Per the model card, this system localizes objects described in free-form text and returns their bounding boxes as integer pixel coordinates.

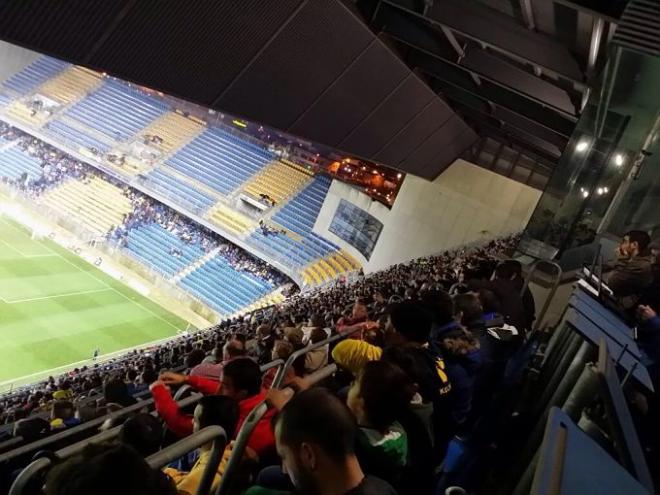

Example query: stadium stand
[61,79,169,142]
[138,111,204,154]
[242,160,313,204]
[0,146,42,182]
[272,174,331,235]
[179,255,275,315]
[205,203,256,236]
[165,127,272,196]
[39,176,133,236]
[142,167,217,213]
[36,66,101,105]
[45,119,112,155]
[0,57,68,96]
[124,222,206,277]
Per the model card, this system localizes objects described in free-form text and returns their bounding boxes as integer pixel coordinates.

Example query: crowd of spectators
[0,121,287,286]
[0,234,529,492]
[0,121,88,196]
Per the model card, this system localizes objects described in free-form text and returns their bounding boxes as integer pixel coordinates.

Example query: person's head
[346,361,414,432]
[274,388,360,494]
[308,313,324,329]
[51,400,75,421]
[620,230,651,257]
[119,413,163,457]
[223,339,246,361]
[211,344,224,362]
[453,293,484,324]
[193,395,239,438]
[45,443,176,495]
[185,348,206,369]
[219,358,262,400]
[272,340,294,361]
[385,300,432,345]
[497,260,523,280]
[309,327,327,345]
[14,417,50,442]
[419,289,454,325]
[477,288,501,314]
[104,377,130,405]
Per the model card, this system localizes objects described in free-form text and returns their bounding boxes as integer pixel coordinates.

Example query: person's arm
[149,381,193,438]
[159,371,221,395]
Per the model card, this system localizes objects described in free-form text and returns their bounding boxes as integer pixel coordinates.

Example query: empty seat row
[165,127,272,195]
[65,80,169,141]
[1,57,68,95]
[139,112,204,154]
[242,161,312,203]
[46,120,112,154]
[179,256,274,314]
[39,177,133,236]
[144,168,216,213]
[124,222,205,277]
[272,175,332,236]
[37,66,101,105]
[0,147,43,181]
[205,203,256,235]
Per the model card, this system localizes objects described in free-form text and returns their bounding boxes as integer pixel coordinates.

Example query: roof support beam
[382,0,586,88]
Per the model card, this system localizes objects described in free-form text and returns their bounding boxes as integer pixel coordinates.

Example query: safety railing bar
[272,327,361,389]
[146,425,227,495]
[56,425,122,458]
[8,457,51,495]
[260,358,284,373]
[0,398,154,463]
[173,384,193,401]
[521,259,563,332]
[216,363,338,495]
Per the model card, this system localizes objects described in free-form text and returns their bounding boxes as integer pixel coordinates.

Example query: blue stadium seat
[64,80,169,141]
[179,256,273,314]
[46,120,111,154]
[124,223,205,277]
[144,168,216,213]
[165,127,272,195]
[2,57,68,95]
[0,147,43,181]
[272,175,331,236]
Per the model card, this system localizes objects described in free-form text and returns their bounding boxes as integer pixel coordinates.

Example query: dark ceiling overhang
[0,0,478,180]
[355,0,624,172]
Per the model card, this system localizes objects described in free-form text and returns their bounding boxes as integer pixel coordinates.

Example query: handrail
[173,384,193,401]
[271,327,361,389]
[146,425,227,495]
[0,398,153,464]
[8,457,51,495]
[216,364,337,495]
[259,359,283,374]
[521,259,563,332]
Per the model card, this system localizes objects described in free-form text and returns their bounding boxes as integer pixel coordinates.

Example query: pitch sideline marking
[2,287,113,304]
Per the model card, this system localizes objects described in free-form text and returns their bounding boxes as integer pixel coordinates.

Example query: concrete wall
[314,159,542,273]
[0,41,41,84]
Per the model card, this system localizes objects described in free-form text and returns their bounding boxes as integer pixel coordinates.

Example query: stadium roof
[354,0,628,170]
[0,0,627,179]
[0,0,477,180]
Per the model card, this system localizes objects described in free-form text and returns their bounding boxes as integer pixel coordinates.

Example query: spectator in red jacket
[150,358,275,457]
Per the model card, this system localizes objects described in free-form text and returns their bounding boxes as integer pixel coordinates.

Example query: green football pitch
[0,216,191,388]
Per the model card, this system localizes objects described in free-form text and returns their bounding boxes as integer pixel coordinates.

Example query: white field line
[1,217,183,333]
[2,287,112,304]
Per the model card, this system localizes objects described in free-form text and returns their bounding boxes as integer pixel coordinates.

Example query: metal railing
[216,363,338,495]
[147,425,227,495]
[521,259,563,332]
[271,327,361,389]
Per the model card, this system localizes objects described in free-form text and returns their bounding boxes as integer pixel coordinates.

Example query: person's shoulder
[353,475,398,494]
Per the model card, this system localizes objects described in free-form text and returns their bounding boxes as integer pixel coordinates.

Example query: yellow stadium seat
[139,112,204,154]
[38,66,101,105]
[206,203,256,236]
[242,161,312,204]
[40,177,133,236]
